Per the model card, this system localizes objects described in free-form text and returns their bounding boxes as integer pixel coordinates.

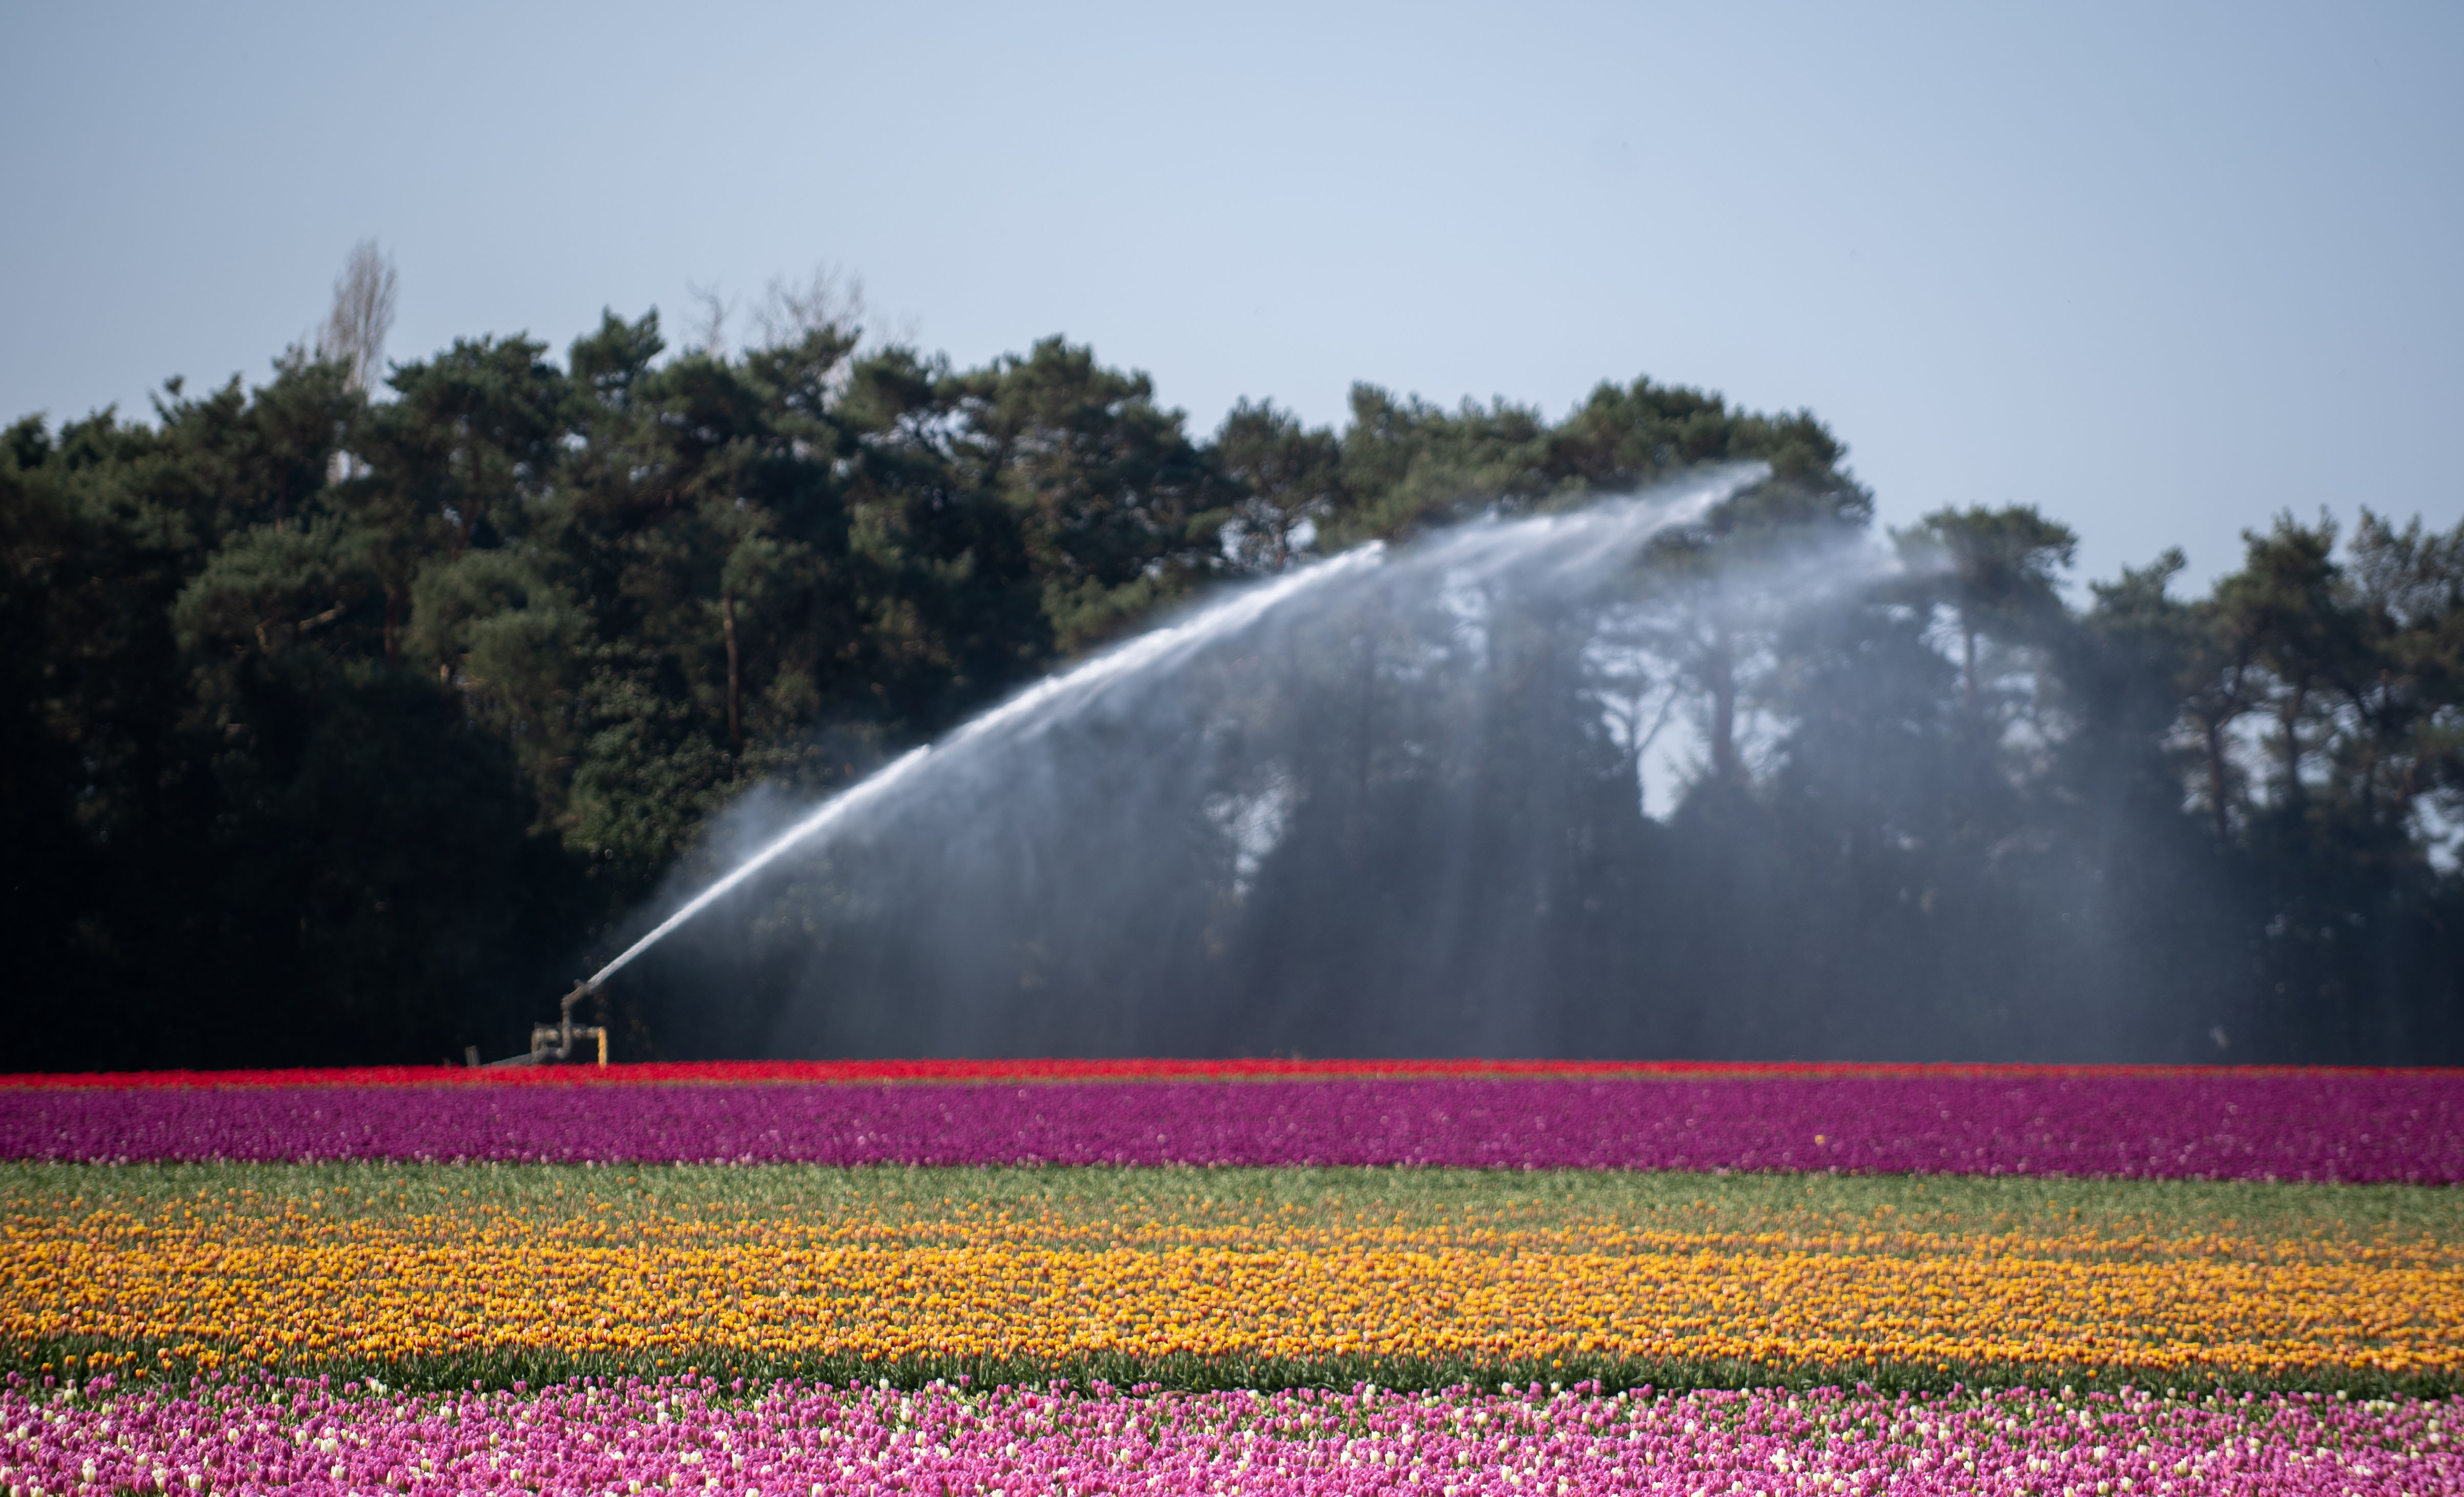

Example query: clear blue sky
[7,1,2458,589]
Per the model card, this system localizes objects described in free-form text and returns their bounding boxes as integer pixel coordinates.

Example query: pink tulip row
[4,1373,2450,1496]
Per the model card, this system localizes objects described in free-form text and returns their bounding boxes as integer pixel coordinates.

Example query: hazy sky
[8,2,2458,589]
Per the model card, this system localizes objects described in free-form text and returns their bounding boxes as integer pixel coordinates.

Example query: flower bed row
[3,1374,2449,1497]
[10,1162,2456,1392]
[7,1071,2460,1180]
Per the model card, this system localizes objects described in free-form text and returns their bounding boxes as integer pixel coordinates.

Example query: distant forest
[6,252,2461,1069]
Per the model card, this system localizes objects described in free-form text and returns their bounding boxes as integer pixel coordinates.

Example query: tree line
[4,258,2459,1067]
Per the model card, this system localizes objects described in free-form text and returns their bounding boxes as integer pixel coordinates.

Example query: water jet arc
[564,463,1771,1017]
[580,542,1393,992]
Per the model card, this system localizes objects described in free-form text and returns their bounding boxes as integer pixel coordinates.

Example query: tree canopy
[5,293,2460,1068]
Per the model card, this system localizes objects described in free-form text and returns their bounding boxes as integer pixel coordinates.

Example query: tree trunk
[1962,620,1980,729]
[2205,719,2233,843]
[1708,626,1740,785]
[722,592,743,755]
[2278,680,2307,807]
[2359,669,2391,820]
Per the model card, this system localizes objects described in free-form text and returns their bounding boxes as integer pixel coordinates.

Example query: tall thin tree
[318,239,399,396]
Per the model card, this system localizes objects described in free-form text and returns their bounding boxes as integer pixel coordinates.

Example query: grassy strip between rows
[7,1337,2457,1402]
[12,1158,2461,1247]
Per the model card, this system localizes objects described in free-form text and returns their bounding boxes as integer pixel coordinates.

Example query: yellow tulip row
[8,1192,2458,1378]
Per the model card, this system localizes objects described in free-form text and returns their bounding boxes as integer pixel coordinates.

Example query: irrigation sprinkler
[483,980,607,1067]
[491,471,1765,1071]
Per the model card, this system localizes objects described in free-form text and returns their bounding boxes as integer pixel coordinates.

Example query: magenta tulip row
[5,1070,2458,1180]
[4,1374,2445,1497]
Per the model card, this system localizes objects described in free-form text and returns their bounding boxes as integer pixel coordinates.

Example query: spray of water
[589,543,1387,985]
[585,464,1770,991]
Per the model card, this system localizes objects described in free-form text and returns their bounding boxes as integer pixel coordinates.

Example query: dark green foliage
[3,307,2462,1068]
[950,337,1224,654]
[18,1338,2452,1401]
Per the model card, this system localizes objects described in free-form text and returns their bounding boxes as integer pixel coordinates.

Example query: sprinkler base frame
[484,982,607,1067]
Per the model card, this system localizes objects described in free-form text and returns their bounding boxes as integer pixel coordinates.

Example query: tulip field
[5,1061,2461,1493]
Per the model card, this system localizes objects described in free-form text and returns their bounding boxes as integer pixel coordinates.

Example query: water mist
[586,465,1779,1056]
